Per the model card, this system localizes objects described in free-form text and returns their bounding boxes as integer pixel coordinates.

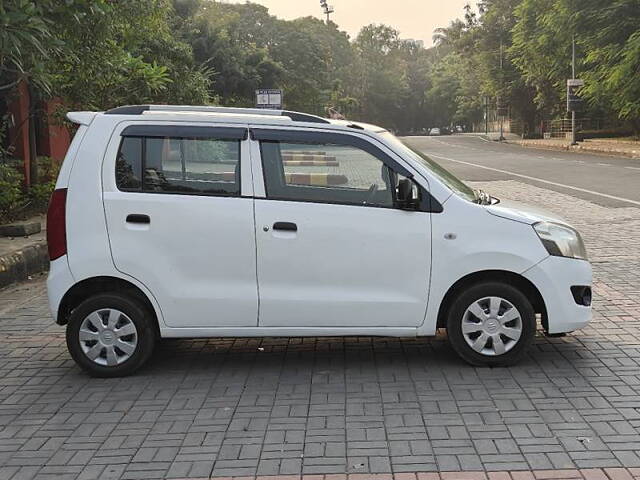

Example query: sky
[221,0,471,46]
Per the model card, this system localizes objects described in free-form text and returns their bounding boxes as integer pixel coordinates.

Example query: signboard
[256,89,283,109]
[567,79,584,112]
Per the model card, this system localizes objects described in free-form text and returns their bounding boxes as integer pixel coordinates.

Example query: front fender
[420,198,549,335]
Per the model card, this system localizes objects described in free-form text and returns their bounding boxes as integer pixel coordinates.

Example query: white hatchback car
[47,105,592,377]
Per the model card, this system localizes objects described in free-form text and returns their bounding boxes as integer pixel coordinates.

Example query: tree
[185,1,283,106]
[426,53,463,127]
[271,16,357,115]
[578,0,640,133]
[511,0,574,117]
[1,0,209,111]
[1,0,69,94]
[46,0,209,109]
[5,0,637,137]
[353,25,408,129]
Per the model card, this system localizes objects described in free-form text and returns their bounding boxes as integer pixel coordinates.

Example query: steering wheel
[364,183,379,205]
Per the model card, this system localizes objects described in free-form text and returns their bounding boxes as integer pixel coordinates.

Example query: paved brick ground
[1,180,640,480]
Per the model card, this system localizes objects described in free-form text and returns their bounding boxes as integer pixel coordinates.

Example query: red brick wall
[39,98,70,162]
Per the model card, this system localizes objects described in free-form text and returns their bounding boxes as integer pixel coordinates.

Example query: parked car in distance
[47,105,592,376]
[429,127,441,136]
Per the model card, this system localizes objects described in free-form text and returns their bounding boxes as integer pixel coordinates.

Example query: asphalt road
[403,135,640,207]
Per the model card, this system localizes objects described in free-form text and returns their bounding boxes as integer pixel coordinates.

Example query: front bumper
[523,255,592,334]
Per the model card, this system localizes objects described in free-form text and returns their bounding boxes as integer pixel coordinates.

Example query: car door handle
[273,222,297,232]
[126,214,150,224]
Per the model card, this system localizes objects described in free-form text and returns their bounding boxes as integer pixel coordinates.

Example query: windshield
[380,132,477,202]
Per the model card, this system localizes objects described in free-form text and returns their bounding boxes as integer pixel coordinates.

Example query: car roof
[67,105,387,134]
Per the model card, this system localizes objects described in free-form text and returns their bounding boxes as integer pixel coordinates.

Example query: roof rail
[281,111,330,124]
[104,105,331,123]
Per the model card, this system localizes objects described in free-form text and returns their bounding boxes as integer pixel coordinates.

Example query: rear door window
[116,125,245,196]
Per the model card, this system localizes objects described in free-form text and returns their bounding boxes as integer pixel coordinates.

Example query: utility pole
[498,39,505,141]
[570,34,577,146]
[567,0,582,146]
[320,0,334,23]
[485,96,489,136]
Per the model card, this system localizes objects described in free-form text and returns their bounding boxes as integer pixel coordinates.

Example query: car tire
[446,282,536,366]
[66,293,156,377]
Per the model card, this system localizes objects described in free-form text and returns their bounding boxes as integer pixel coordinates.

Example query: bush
[29,156,61,209]
[0,163,26,223]
[579,128,634,140]
[0,158,62,223]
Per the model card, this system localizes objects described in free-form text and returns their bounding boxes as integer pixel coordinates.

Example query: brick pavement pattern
[0,180,640,480]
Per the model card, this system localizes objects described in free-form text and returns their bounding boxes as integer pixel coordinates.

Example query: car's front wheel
[66,293,156,377]
[446,282,536,366]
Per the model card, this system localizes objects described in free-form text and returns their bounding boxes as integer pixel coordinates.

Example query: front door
[103,123,258,328]
[252,128,432,328]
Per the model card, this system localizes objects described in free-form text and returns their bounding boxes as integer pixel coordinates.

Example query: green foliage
[185,1,282,106]
[44,0,210,109]
[430,0,640,133]
[0,0,60,93]
[1,0,209,111]
[29,157,61,210]
[2,0,639,139]
[0,116,13,162]
[510,0,572,116]
[352,25,406,127]
[0,164,25,223]
[578,1,640,130]
[607,31,640,123]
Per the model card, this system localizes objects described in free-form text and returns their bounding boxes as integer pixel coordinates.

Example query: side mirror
[397,178,418,210]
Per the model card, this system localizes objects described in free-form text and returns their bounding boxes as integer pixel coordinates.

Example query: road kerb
[0,241,49,289]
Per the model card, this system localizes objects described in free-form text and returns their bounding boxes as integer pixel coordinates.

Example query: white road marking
[423,152,640,207]
[625,166,640,171]
[597,163,612,167]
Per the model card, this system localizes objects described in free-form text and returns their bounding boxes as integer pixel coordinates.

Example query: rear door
[251,128,432,328]
[102,123,258,328]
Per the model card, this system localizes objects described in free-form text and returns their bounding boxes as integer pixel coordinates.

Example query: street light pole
[320,0,334,23]
[485,96,489,136]
[499,39,505,141]
[571,34,578,146]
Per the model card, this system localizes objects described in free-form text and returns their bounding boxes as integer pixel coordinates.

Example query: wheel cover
[461,296,523,357]
[78,309,138,366]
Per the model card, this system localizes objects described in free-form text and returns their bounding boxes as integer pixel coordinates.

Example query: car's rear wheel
[66,293,156,377]
[446,282,536,366]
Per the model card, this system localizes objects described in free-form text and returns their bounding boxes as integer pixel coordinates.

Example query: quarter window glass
[116,135,240,196]
[116,137,142,191]
[261,141,396,207]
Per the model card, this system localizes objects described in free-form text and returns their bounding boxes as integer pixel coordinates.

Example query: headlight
[533,222,588,260]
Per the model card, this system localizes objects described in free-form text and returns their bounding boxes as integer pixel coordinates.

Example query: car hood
[486,199,572,226]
